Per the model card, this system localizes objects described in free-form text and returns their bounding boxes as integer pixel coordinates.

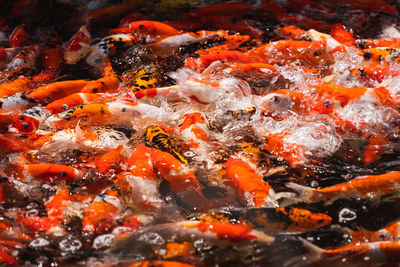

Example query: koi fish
[128,261,196,267]
[129,20,181,42]
[122,68,159,92]
[3,45,39,77]
[287,238,400,266]
[145,125,188,165]
[41,35,64,72]
[82,187,123,233]
[150,148,209,210]
[9,26,29,48]
[25,163,81,182]
[33,126,129,153]
[28,79,89,104]
[201,206,332,234]
[9,106,48,135]
[86,34,137,69]
[283,170,400,205]
[64,25,91,65]
[45,92,117,114]
[180,112,210,163]
[80,75,120,94]
[113,221,275,255]
[224,142,278,208]
[255,118,342,167]
[95,145,126,174]
[44,101,163,129]
[0,95,36,113]
[116,144,163,211]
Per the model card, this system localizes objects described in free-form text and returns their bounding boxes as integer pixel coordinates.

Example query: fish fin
[283,238,324,267]
[280,182,318,206]
[75,120,84,143]
[381,191,400,203]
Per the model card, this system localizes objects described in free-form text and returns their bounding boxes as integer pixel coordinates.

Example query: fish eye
[270,95,279,102]
[323,100,331,108]
[139,24,144,30]
[21,123,29,129]
[59,171,67,177]
[62,104,69,110]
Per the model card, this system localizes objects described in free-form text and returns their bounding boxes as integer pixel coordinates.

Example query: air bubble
[92,234,115,250]
[338,208,357,223]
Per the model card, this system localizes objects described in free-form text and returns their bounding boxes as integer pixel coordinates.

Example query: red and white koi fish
[180,112,211,163]
[170,69,252,104]
[115,144,163,212]
[64,25,91,65]
[255,118,342,167]
[9,106,49,135]
[9,26,29,48]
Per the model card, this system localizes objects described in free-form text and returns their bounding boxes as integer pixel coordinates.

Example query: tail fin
[283,238,324,267]
[381,191,400,203]
[280,182,318,206]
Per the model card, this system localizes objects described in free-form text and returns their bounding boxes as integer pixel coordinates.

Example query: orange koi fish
[41,36,64,72]
[151,149,209,210]
[128,261,195,267]
[248,40,332,67]
[95,145,126,174]
[289,239,400,266]
[129,20,181,42]
[25,163,81,182]
[45,93,117,114]
[203,206,331,234]
[224,142,279,208]
[80,75,120,94]
[82,187,123,233]
[28,79,89,104]
[284,171,400,205]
